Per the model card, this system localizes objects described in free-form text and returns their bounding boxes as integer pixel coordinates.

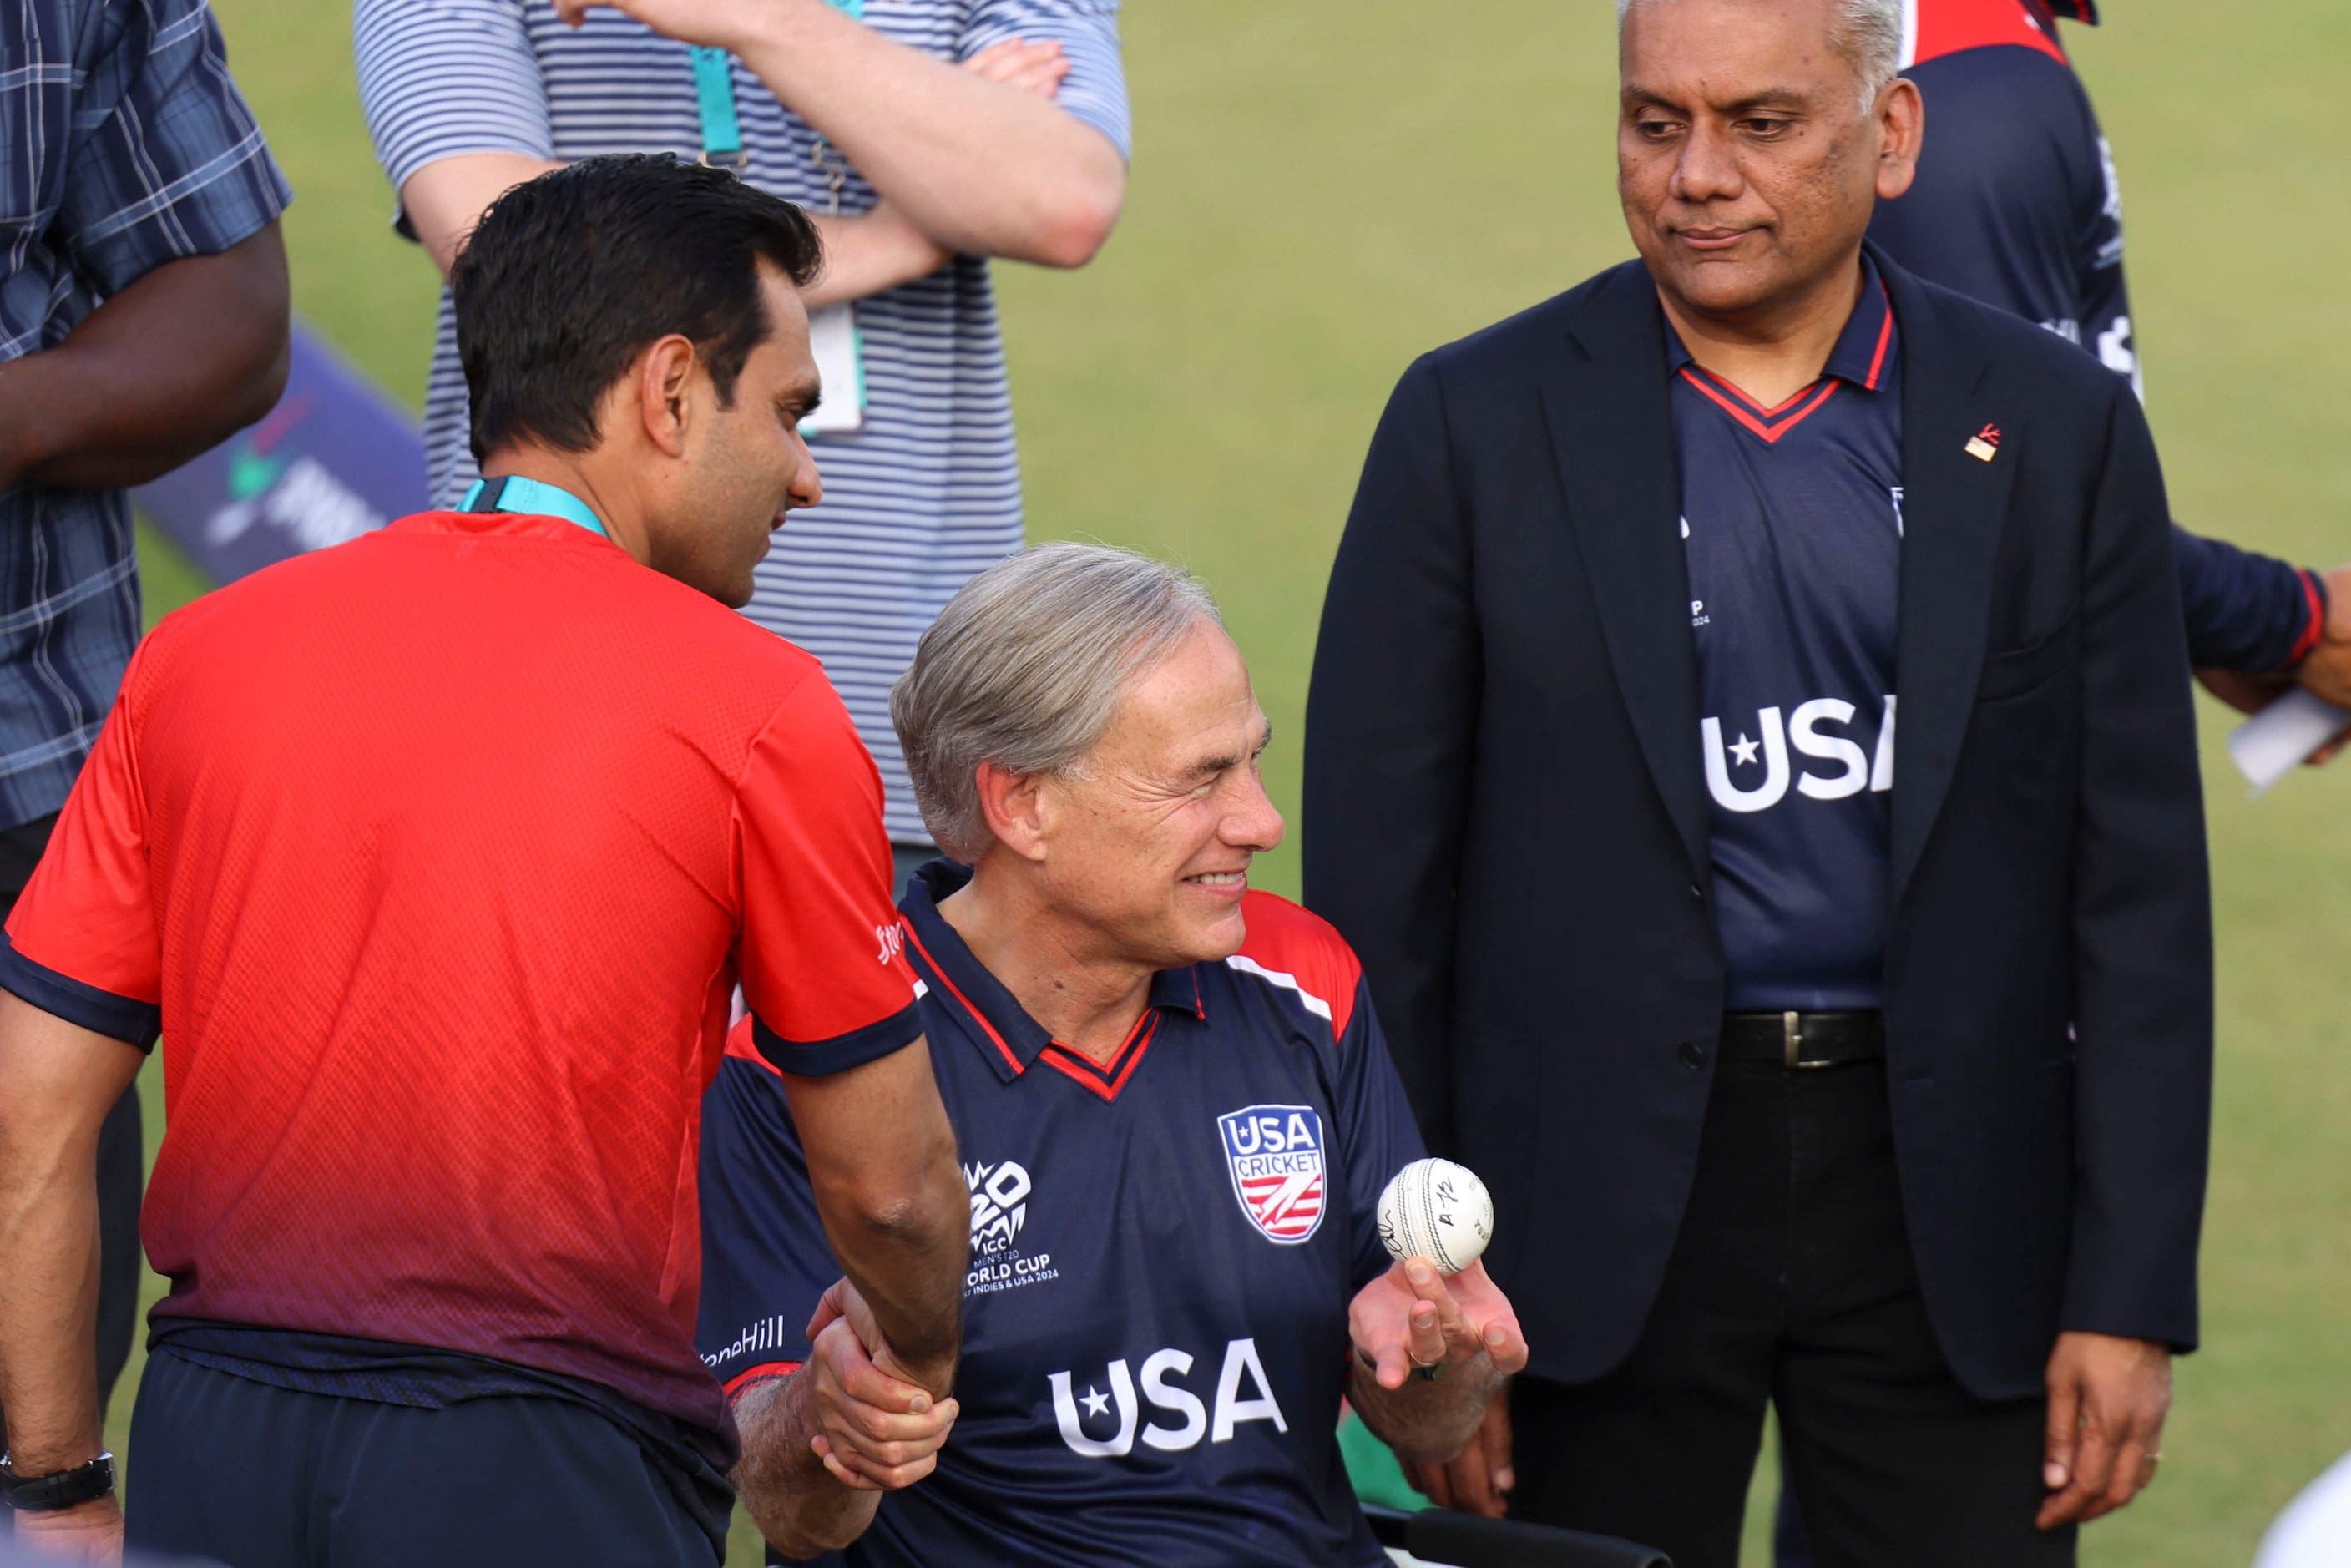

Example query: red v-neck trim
[1680,367,1842,445]
[1671,271,1893,444]
[1039,1010,1161,1103]
[1686,366,1821,418]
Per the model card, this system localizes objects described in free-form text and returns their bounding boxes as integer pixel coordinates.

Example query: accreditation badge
[801,303,867,437]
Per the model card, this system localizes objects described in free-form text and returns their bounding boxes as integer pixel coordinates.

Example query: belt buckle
[1782,1009,1830,1070]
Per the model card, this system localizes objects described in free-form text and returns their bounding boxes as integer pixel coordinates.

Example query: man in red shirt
[0,154,967,1566]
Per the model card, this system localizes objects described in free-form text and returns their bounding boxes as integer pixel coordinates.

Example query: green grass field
[104,1,2351,1562]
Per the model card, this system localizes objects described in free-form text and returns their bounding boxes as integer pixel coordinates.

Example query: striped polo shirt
[355,0,1131,842]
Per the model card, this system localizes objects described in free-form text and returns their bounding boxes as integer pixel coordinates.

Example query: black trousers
[1504,1048,2075,1568]
[126,1353,723,1566]
[0,812,142,1409]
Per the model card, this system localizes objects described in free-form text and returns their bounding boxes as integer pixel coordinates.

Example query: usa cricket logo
[1216,1105,1327,1245]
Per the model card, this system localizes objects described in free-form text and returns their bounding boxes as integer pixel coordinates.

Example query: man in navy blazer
[1302,0,2210,1563]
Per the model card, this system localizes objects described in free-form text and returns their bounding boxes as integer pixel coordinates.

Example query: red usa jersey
[0,508,919,1437]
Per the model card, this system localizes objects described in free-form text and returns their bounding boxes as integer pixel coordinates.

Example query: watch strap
[1,1452,116,1511]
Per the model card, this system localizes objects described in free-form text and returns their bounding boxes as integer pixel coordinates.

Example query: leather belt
[1721,1010,1884,1070]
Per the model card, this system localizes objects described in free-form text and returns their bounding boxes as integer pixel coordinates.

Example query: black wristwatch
[0,1452,116,1511]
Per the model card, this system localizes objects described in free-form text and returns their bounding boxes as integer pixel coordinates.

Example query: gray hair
[892,543,1224,862]
[1617,0,1904,115]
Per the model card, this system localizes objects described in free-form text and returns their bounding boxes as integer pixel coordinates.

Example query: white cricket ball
[1377,1157,1494,1275]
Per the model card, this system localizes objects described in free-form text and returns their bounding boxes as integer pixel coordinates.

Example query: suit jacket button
[1689,883,1705,901]
[1679,1039,1707,1070]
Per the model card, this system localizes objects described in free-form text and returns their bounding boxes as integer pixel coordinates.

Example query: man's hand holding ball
[1350,1254,1525,1391]
[1347,1159,1528,1471]
[1344,1166,1523,1504]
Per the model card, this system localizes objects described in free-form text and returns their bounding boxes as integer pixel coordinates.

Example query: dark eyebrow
[1720,88,1811,113]
[1622,83,1811,114]
[1176,719,1275,786]
[1180,750,1245,785]
[779,375,822,423]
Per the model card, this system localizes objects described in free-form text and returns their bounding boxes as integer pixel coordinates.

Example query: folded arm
[0,225,290,493]
[553,0,1124,269]
[397,30,1096,309]
[400,150,953,312]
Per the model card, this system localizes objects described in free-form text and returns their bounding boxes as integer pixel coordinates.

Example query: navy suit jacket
[1302,249,2212,1399]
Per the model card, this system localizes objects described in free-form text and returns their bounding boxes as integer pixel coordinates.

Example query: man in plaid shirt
[0,0,290,1505]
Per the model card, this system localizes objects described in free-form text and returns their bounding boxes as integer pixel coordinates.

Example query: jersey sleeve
[354,0,555,230]
[1333,976,1428,1292]
[2172,527,2328,674]
[735,675,922,1076]
[962,0,1130,160]
[695,1024,843,1399]
[1231,892,1424,1290]
[0,670,163,1048]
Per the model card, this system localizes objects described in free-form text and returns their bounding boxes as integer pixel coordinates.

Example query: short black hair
[451,154,824,461]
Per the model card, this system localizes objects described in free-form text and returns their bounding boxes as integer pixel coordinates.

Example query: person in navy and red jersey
[1873,0,2351,720]
[0,155,970,1567]
[695,543,1531,1566]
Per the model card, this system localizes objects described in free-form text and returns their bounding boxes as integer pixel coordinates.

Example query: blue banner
[132,321,427,584]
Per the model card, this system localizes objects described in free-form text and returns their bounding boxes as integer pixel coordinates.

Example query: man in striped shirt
[356,0,1130,867]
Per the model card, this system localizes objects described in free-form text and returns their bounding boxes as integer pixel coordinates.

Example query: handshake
[790,1277,962,1494]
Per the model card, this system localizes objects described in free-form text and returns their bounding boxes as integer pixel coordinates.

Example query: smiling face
[1617,0,1919,326]
[1028,620,1284,971]
[644,261,824,607]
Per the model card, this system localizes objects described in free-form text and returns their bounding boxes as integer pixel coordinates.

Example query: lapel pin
[1965,423,2002,463]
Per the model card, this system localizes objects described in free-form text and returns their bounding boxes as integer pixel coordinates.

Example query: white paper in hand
[2227,689,2351,797]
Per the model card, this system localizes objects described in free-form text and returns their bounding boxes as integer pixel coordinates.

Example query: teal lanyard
[691,0,863,173]
[690,47,748,169]
[460,475,608,539]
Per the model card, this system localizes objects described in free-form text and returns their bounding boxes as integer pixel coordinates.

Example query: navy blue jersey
[1676,260,1903,1012]
[697,864,1425,1568]
[1872,3,2328,671]
[1873,36,2133,383]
